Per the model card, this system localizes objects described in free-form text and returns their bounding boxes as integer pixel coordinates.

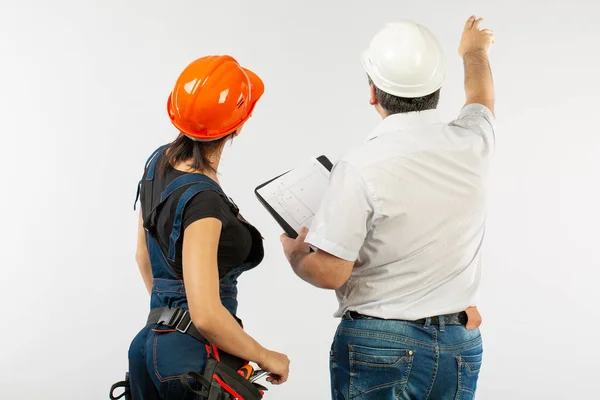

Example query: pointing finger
[473,18,484,30]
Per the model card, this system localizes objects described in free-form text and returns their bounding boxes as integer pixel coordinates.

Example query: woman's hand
[257,349,290,385]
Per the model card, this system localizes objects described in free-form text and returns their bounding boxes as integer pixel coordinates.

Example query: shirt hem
[305,232,358,262]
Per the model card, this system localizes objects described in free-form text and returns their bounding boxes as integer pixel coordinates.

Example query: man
[281,16,495,399]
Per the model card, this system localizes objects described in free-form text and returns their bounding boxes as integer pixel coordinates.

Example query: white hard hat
[362,21,446,98]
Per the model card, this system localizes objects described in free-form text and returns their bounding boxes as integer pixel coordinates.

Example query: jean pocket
[456,353,482,399]
[348,345,415,400]
[152,330,207,382]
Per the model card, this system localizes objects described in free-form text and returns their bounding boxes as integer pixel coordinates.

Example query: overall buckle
[175,310,193,334]
[157,307,189,331]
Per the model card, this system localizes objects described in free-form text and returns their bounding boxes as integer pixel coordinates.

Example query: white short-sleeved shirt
[305,104,496,320]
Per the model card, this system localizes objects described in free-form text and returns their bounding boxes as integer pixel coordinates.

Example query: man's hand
[459,16,495,58]
[280,227,311,266]
[465,306,483,330]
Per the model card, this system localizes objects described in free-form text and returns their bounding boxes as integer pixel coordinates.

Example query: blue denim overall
[128,146,263,400]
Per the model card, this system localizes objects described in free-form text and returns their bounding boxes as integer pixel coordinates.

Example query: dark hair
[158,133,233,176]
[368,76,440,114]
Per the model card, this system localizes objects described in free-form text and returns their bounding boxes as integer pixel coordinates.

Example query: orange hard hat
[167,55,264,141]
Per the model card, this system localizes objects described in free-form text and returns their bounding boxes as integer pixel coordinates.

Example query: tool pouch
[180,346,265,400]
[109,373,132,400]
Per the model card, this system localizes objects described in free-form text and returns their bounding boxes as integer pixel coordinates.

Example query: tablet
[255,156,333,239]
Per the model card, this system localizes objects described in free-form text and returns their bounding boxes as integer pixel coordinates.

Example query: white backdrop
[1,0,598,399]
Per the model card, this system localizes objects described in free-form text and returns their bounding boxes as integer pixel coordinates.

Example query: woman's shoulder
[188,189,228,206]
[182,189,236,229]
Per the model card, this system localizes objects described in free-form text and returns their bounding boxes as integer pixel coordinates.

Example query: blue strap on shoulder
[134,144,169,210]
[146,144,169,181]
[161,174,222,202]
[168,182,221,261]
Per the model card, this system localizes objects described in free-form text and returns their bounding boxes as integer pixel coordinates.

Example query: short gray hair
[368,76,441,114]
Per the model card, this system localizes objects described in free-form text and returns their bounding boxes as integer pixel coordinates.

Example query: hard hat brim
[243,67,265,105]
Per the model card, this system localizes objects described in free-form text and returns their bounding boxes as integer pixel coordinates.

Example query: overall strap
[145,173,227,231]
[167,182,224,261]
[146,144,169,181]
[161,174,222,203]
[134,144,169,211]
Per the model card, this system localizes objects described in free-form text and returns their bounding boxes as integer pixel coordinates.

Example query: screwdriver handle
[238,364,254,380]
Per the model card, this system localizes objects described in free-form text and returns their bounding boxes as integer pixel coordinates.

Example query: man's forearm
[463,50,495,113]
[289,250,353,290]
[281,228,355,290]
[290,251,337,289]
[289,251,323,287]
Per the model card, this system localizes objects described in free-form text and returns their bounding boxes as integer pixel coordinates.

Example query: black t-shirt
[140,154,258,278]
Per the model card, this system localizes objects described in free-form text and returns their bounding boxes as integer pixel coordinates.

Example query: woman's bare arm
[183,218,267,361]
[182,218,289,383]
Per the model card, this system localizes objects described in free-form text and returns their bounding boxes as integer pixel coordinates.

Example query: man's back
[280,16,496,399]
[330,105,494,320]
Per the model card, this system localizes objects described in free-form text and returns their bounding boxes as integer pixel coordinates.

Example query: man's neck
[380,108,438,119]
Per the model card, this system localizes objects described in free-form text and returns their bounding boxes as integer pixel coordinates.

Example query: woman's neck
[173,154,221,183]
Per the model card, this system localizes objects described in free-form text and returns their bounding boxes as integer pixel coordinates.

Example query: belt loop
[344,311,354,322]
[439,315,446,332]
[424,317,431,330]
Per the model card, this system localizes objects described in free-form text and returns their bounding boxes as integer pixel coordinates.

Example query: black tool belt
[181,355,266,400]
[344,310,468,325]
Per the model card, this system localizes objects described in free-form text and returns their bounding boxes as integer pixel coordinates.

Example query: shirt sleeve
[305,160,374,262]
[182,190,231,231]
[450,103,497,152]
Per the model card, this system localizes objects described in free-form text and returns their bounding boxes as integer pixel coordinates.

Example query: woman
[128,55,290,399]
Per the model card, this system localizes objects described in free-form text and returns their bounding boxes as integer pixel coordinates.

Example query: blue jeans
[128,325,208,400]
[330,315,483,400]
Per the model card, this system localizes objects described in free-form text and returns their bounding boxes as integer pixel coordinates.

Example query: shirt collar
[367,110,443,141]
